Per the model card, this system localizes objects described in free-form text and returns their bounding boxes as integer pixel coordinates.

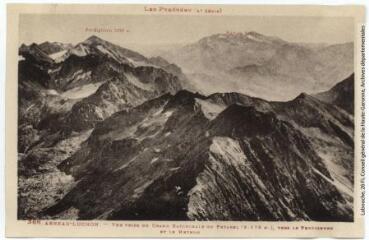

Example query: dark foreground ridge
[50,81,354,221]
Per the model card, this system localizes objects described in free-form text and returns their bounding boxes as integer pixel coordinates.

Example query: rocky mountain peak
[84,35,107,45]
[19,43,54,64]
[294,92,311,100]
[289,92,324,107]
[331,73,354,92]
[148,56,171,66]
[211,104,278,137]
[38,41,73,55]
[246,31,262,37]
[315,73,354,114]
[164,90,205,109]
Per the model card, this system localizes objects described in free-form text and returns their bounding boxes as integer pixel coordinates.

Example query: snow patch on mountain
[135,110,173,141]
[312,167,352,198]
[48,66,62,74]
[127,58,156,67]
[209,137,246,165]
[44,89,59,96]
[150,157,159,164]
[61,82,104,99]
[65,70,92,85]
[70,44,90,56]
[49,50,68,62]
[246,34,264,42]
[115,156,139,172]
[96,45,120,62]
[195,98,226,120]
[187,137,249,220]
[125,73,154,91]
[132,180,154,199]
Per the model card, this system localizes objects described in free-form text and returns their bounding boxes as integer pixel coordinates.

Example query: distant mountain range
[17,34,354,222]
[163,31,353,101]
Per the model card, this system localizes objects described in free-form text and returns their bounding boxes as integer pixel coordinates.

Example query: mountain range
[163,31,353,101]
[17,34,354,221]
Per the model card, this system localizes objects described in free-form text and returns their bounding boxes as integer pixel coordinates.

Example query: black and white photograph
[17,13,355,223]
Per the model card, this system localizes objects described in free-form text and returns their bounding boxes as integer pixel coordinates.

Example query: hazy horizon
[19,14,354,54]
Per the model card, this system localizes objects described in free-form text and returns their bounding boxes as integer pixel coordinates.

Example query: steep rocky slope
[17,36,186,218]
[45,76,354,221]
[38,41,73,55]
[18,35,184,140]
[315,74,354,114]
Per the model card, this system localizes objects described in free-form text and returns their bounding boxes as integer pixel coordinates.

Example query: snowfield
[49,50,68,62]
[61,82,103,99]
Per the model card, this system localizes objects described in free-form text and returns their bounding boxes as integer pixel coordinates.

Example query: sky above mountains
[19,14,354,51]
